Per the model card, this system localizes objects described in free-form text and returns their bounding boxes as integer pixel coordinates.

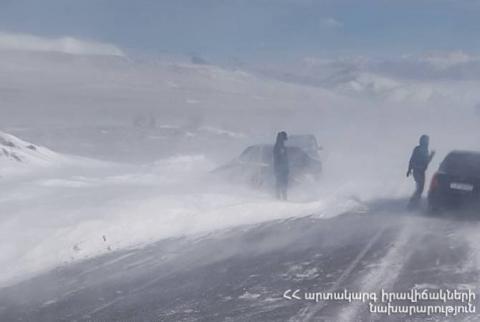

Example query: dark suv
[428,151,480,211]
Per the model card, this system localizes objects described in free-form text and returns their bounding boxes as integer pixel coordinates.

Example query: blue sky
[0,0,479,61]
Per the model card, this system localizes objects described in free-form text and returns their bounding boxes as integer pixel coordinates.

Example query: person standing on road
[273,131,289,200]
[407,134,435,208]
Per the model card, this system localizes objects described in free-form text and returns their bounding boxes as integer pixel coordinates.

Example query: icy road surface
[1,199,479,322]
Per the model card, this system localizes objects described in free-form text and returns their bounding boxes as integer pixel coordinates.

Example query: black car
[428,151,480,211]
[213,143,322,188]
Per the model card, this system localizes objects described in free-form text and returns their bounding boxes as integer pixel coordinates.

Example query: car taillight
[430,173,440,191]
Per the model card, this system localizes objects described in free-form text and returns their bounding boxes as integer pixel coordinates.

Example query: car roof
[288,134,316,139]
[242,144,303,151]
[445,150,480,158]
[440,150,480,176]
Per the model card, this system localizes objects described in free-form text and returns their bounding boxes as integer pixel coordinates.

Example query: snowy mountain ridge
[0,131,60,166]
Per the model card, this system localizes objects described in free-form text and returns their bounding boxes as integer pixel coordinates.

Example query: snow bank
[0,131,66,177]
[0,152,363,287]
[0,131,59,164]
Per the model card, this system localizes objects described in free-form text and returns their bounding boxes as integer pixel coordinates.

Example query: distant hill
[0,131,60,166]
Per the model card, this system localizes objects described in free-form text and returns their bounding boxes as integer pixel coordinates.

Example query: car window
[262,146,273,163]
[287,136,316,151]
[239,146,269,163]
[440,153,480,177]
[239,146,259,162]
[288,147,309,167]
[238,147,252,161]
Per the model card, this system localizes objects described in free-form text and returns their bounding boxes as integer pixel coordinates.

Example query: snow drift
[0,131,59,165]
[0,131,68,178]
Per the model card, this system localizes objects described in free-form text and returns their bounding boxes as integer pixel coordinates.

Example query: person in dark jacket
[407,135,435,208]
[273,131,289,200]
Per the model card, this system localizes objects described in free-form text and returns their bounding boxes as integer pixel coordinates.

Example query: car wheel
[427,200,443,216]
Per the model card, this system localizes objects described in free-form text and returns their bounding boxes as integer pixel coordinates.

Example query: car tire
[427,197,445,216]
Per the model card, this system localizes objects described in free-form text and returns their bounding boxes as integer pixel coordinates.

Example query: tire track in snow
[291,227,387,322]
[334,218,418,322]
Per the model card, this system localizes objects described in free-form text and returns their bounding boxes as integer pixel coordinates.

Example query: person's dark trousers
[275,174,288,200]
[410,170,426,206]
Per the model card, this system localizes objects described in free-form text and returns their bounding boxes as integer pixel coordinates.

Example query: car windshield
[288,147,309,167]
[440,152,480,177]
[238,145,310,165]
[239,146,262,162]
[239,146,272,164]
[286,135,318,151]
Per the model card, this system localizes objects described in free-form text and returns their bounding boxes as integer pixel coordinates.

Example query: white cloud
[321,17,343,28]
[0,31,124,56]
[418,50,477,70]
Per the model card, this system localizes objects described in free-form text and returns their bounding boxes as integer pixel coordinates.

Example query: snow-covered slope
[255,54,480,105]
[0,131,76,178]
[0,131,59,165]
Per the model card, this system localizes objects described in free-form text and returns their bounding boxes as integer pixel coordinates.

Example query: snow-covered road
[1,198,480,321]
